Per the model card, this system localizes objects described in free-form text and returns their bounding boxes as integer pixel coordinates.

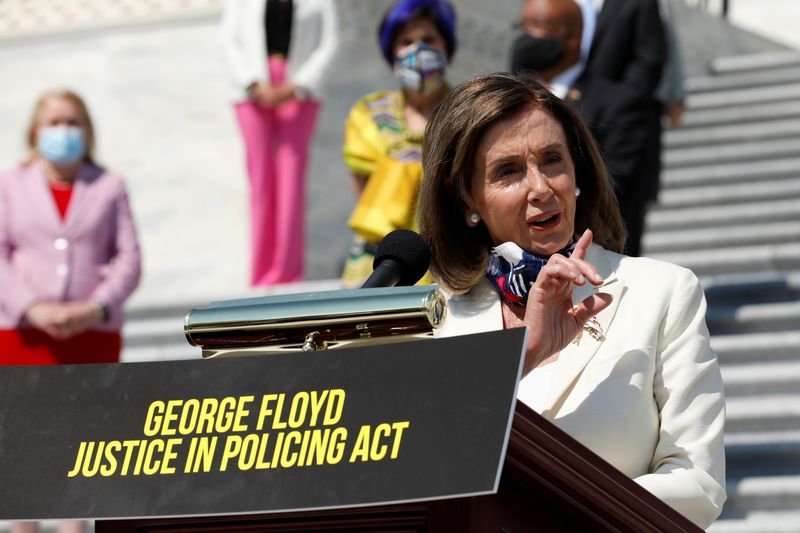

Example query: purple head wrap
[378,0,457,64]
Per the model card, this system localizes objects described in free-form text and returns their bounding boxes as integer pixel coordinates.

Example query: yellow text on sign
[349,422,409,462]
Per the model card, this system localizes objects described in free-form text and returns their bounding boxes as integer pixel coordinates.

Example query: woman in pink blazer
[0,89,141,368]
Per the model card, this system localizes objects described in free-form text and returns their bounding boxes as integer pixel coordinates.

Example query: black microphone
[361,229,431,289]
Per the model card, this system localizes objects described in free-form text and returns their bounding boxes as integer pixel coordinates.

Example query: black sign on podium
[0,329,526,521]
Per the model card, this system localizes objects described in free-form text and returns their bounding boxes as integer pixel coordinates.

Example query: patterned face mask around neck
[393,41,447,94]
[485,240,576,306]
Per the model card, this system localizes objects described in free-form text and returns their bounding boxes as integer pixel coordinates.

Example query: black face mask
[509,33,565,74]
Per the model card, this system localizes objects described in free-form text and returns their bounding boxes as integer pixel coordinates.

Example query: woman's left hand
[59,301,105,338]
[522,229,612,372]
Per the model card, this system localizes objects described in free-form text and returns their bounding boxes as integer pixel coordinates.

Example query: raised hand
[522,229,613,372]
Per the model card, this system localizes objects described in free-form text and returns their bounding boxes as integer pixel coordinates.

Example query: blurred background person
[221,0,338,287]
[510,0,666,257]
[509,0,585,95]
[657,0,686,129]
[340,0,456,288]
[0,89,141,366]
[0,88,142,531]
[418,73,725,528]
[634,0,687,245]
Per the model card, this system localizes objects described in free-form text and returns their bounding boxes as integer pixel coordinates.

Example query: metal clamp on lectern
[184,285,447,359]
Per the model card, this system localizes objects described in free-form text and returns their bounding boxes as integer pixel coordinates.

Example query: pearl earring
[575,187,581,197]
[469,211,480,224]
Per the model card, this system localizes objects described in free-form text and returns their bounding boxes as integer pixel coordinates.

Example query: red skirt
[0,329,121,365]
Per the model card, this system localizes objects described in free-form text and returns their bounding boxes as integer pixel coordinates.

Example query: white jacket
[435,243,726,528]
[220,0,339,102]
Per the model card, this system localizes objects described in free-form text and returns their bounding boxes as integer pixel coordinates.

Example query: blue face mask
[37,126,86,165]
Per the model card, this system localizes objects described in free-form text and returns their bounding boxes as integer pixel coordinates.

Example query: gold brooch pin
[572,316,605,344]
[583,316,604,341]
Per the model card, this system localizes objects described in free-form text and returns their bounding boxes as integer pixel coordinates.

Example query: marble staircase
[643,50,800,533]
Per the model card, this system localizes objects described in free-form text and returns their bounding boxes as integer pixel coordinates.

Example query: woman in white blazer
[221,0,338,286]
[417,73,725,528]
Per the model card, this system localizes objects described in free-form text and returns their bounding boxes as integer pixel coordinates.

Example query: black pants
[620,101,663,257]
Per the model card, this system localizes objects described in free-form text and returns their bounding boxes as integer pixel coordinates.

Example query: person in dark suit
[510,0,666,256]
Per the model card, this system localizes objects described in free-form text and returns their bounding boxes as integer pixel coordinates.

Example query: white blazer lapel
[540,244,623,420]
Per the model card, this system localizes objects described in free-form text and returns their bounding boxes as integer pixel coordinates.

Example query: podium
[97,401,700,532]
[0,284,703,531]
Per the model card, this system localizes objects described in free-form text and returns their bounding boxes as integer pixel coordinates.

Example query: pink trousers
[235,57,320,286]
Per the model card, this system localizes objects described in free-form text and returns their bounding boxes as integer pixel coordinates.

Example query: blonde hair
[24,88,96,165]
[418,72,626,293]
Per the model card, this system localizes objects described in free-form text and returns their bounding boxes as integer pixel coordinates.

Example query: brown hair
[418,72,625,293]
[24,88,96,165]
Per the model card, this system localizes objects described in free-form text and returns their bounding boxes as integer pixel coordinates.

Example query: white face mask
[393,42,447,94]
[37,126,86,165]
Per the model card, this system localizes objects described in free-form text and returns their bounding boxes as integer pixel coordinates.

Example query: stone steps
[725,431,800,478]
[711,331,800,365]
[657,176,800,208]
[680,100,800,128]
[660,156,800,187]
[121,304,197,362]
[122,314,187,348]
[702,270,800,306]
[647,242,800,277]
[686,83,800,110]
[661,155,800,189]
[121,279,342,363]
[686,64,800,93]
[664,117,800,148]
[710,511,800,533]
[663,137,800,168]
[122,341,199,364]
[0,0,222,42]
[722,361,800,396]
[706,299,800,335]
[646,198,800,231]
[725,394,800,433]
[643,221,800,253]
[719,475,800,516]
[709,50,800,75]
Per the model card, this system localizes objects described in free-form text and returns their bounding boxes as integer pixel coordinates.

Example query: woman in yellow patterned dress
[340,0,456,287]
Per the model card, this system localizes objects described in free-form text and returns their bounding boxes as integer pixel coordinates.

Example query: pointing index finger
[572,229,594,261]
